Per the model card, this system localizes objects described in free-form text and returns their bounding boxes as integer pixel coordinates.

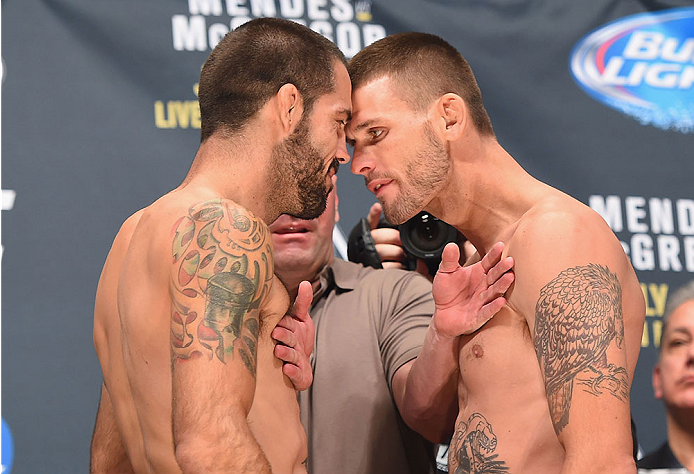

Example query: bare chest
[457,306,542,401]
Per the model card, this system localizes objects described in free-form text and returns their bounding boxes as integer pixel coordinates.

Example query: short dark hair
[349,32,494,136]
[198,18,347,142]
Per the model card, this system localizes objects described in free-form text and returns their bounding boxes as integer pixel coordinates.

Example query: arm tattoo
[169,199,272,377]
[449,413,508,474]
[534,263,628,434]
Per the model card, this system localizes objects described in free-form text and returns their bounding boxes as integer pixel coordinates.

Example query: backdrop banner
[2,1,692,471]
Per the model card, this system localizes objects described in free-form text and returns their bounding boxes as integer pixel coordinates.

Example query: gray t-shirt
[299,258,436,474]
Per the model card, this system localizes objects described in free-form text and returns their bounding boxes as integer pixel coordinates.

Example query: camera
[347,211,460,276]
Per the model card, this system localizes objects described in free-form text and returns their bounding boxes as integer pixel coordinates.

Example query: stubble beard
[268,115,330,220]
[382,122,450,225]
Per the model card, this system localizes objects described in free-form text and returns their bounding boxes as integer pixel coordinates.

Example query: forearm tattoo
[449,413,508,474]
[169,199,272,377]
[534,264,628,434]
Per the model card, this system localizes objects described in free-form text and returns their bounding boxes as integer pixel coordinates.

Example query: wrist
[431,314,460,344]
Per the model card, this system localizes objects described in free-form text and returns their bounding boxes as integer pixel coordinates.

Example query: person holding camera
[269,177,514,474]
[346,32,645,473]
[363,202,477,280]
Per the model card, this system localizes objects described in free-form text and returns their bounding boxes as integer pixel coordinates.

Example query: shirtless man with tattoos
[89,18,351,473]
[347,32,645,473]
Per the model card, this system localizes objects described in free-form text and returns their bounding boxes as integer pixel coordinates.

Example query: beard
[381,121,451,224]
[267,115,333,220]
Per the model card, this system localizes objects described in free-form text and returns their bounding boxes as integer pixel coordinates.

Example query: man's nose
[350,146,373,176]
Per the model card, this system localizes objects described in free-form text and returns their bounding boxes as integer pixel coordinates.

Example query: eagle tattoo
[534,263,628,434]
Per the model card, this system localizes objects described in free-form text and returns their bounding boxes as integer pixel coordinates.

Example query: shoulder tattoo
[534,264,628,434]
[169,199,273,377]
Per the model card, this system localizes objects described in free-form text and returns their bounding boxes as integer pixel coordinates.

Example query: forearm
[397,316,460,442]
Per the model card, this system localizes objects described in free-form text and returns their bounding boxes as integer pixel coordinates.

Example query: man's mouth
[273,225,310,235]
[367,179,392,196]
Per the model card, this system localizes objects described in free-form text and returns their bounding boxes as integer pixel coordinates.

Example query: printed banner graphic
[570,7,694,133]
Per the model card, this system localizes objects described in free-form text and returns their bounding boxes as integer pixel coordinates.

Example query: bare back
[91,191,307,473]
[449,193,645,473]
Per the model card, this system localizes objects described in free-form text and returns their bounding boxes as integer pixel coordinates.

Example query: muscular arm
[391,327,459,442]
[90,383,135,474]
[516,210,641,473]
[393,242,514,442]
[169,199,274,473]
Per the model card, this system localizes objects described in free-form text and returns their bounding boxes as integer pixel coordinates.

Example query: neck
[180,134,279,223]
[278,258,331,301]
[425,136,548,255]
[666,407,694,470]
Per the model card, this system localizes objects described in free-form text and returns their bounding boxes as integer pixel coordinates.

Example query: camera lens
[399,212,458,260]
[410,214,442,252]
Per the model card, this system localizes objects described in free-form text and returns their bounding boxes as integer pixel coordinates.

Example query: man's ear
[276,83,303,133]
[432,93,467,141]
[652,364,663,400]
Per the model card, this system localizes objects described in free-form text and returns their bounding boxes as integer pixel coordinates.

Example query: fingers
[479,241,504,273]
[282,363,300,380]
[476,297,507,327]
[367,202,383,230]
[272,325,297,348]
[486,256,514,286]
[275,344,313,391]
[372,227,406,265]
[479,271,515,304]
[370,227,401,246]
[291,281,313,321]
[274,343,299,364]
[281,363,312,391]
[437,242,461,273]
[375,243,407,263]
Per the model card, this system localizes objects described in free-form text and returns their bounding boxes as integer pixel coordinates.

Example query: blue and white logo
[1,418,14,474]
[570,7,694,133]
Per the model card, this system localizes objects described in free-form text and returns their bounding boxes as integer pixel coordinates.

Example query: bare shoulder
[507,195,640,318]
[168,197,284,349]
[512,197,617,255]
[511,196,627,267]
[104,209,146,263]
[95,209,146,306]
[169,197,274,284]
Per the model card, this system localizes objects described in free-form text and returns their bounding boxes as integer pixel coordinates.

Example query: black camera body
[347,211,460,275]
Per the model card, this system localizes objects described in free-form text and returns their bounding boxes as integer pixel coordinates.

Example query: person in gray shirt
[270,178,513,473]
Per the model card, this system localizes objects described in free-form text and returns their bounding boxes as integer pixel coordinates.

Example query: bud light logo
[0,418,14,474]
[570,8,694,133]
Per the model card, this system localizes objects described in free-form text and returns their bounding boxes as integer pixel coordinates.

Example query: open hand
[433,242,514,338]
[272,281,315,391]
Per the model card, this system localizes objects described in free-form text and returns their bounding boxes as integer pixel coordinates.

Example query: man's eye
[369,129,383,139]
